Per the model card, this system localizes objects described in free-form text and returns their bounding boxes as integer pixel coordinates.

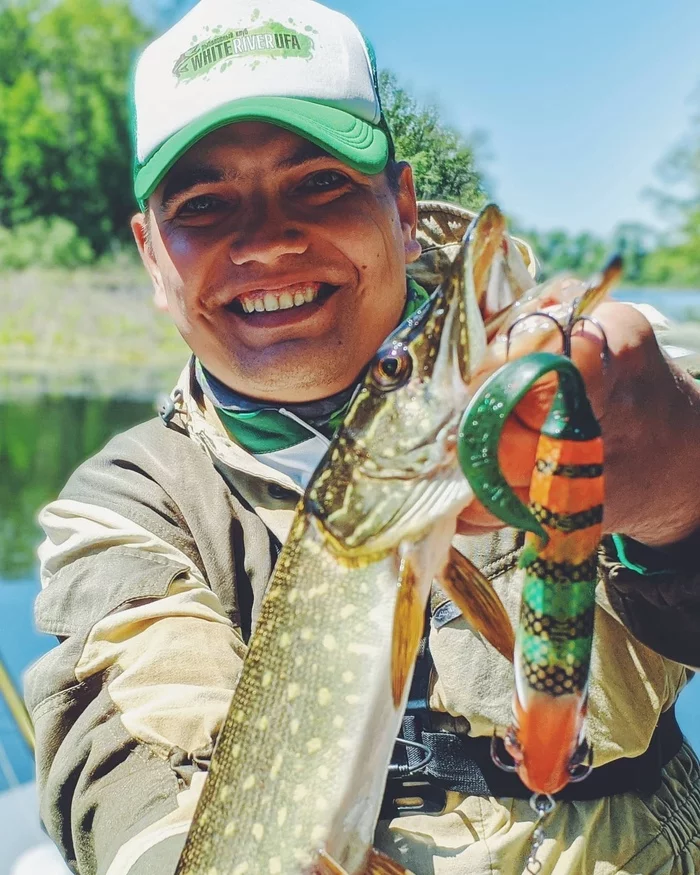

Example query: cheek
[332,197,405,281]
[156,235,221,320]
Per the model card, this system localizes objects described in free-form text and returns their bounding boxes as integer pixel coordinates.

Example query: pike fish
[175,205,521,875]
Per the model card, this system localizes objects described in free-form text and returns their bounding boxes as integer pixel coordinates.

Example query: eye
[176,194,225,216]
[370,348,412,390]
[298,169,350,192]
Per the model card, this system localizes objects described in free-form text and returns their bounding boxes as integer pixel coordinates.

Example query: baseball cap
[131,0,394,208]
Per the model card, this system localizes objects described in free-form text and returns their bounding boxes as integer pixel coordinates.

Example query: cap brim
[133,96,389,206]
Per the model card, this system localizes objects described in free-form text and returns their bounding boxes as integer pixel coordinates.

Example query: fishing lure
[459,349,603,871]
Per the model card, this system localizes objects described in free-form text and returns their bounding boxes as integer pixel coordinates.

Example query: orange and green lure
[459,352,602,798]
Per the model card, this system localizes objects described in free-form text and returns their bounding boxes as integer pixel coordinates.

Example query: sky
[148,0,700,236]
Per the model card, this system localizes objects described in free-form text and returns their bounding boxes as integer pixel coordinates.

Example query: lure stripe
[535,459,603,478]
[532,503,603,532]
[522,659,590,696]
[530,471,603,514]
[536,527,602,565]
[521,605,595,643]
[523,555,598,584]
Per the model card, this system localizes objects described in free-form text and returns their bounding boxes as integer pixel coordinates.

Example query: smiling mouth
[226,282,338,315]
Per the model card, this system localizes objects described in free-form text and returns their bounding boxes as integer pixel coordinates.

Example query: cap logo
[173,19,316,82]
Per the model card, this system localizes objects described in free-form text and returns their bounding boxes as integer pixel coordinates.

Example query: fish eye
[370,348,412,390]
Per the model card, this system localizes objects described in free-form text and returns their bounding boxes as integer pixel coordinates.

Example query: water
[614,286,700,322]
[0,396,154,793]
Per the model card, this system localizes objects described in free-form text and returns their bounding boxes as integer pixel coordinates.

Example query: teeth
[237,284,323,314]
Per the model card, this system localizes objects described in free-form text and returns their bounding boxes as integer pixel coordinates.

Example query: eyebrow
[275,140,333,169]
[157,141,336,211]
[159,166,228,212]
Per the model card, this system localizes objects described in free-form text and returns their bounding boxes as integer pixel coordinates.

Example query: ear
[131,210,168,312]
[394,162,422,265]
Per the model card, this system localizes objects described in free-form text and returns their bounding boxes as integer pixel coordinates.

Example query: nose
[229,195,308,265]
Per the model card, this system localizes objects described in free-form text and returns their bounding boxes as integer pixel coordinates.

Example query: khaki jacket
[27,202,699,875]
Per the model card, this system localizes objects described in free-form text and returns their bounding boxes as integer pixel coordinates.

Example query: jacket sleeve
[596,343,700,669]
[600,534,700,669]
[24,419,273,875]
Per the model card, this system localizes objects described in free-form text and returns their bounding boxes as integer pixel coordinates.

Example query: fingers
[458,301,655,537]
[457,486,532,533]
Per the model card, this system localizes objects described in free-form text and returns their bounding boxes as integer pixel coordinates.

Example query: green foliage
[519,221,662,284]
[379,71,487,209]
[0,217,94,270]
[0,0,151,255]
[520,228,608,280]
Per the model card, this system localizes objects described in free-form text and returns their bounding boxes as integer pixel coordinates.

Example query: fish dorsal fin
[365,848,415,874]
[391,551,424,708]
[440,547,515,662]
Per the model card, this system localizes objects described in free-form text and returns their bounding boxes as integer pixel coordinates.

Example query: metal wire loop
[387,737,434,776]
[526,793,555,874]
[505,311,566,361]
[567,315,610,362]
[490,732,518,773]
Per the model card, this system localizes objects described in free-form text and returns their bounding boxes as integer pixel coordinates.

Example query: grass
[0,259,188,400]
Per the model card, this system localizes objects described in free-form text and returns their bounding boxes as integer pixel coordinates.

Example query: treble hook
[506,311,566,361]
[568,740,594,783]
[563,302,610,362]
[490,731,518,773]
[505,299,610,364]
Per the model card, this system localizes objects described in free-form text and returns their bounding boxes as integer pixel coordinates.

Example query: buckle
[381,778,448,818]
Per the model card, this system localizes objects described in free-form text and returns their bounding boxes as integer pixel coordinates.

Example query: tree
[640,87,700,286]
[610,223,656,285]
[0,0,151,254]
[379,71,487,209]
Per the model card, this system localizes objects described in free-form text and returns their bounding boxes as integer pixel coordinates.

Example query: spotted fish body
[175,206,527,875]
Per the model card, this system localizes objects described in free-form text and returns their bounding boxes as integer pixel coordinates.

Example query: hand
[456,302,700,549]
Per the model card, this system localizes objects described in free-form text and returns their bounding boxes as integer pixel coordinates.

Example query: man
[27,0,700,873]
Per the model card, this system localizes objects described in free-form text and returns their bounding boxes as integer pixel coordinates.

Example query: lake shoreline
[2,268,700,401]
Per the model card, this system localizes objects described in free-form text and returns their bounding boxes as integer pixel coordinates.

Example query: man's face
[133,122,421,403]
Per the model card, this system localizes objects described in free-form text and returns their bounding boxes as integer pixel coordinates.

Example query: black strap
[382,706,683,817]
[383,597,685,816]
[422,704,683,800]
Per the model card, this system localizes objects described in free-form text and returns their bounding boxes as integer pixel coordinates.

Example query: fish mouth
[314,464,470,558]
[356,421,459,481]
[224,282,339,315]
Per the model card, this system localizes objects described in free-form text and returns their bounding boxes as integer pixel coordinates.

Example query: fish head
[305,206,512,556]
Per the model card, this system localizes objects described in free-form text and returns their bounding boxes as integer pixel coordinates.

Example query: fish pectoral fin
[365,847,416,875]
[315,848,413,875]
[391,552,424,708]
[316,849,349,874]
[441,547,515,663]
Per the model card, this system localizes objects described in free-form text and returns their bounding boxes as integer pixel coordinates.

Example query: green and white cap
[132,0,393,207]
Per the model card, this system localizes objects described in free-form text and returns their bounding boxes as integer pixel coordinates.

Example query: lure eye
[370,349,412,390]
